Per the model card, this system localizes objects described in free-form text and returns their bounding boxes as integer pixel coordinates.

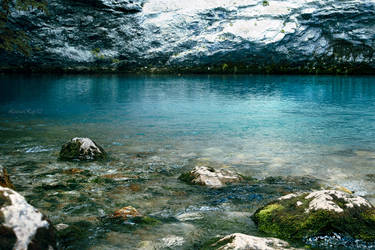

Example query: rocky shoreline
[1,137,374,249]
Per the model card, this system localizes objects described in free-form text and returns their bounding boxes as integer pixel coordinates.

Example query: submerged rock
[138,235,185,249]
[252,190,375,241]
[111,206,142,221]
[0,165,14,189]
[59,137,106,161]
[0,186,56,250]
[160,235,185,248]
[55,223,69,231]
[209,233,297,250]
[179,166,243,188]
[108,206,160,225]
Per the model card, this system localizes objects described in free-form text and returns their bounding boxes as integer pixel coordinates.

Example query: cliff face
[2,0,375,73]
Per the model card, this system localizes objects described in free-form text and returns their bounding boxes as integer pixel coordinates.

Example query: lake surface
[0,74,375,249]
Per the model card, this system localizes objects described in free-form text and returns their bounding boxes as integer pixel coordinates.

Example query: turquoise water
[0,74,375,249]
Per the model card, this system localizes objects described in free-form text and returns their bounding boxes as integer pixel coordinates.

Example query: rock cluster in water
[1,137,375,249]
[1,0,375,73]
[252,190,375,241]
[0,186,57,250]
[59,137,106,161]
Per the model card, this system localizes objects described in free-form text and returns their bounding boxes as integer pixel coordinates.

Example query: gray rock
[59,137,106,161]
[1,0,375,73]
[210,233,298,250]
[0,186,56,250]
[179,166,243,188]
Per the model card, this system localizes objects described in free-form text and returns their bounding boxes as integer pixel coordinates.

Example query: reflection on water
[0,74,375,249]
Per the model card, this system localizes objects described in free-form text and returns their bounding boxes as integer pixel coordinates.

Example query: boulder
[209,233,298,250]
[179,166,243,188]
[0,186,56,250]
[252,190,375,241]
[59,137,106,161]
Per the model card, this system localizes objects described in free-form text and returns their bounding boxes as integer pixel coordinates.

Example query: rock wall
[1,0,375,73]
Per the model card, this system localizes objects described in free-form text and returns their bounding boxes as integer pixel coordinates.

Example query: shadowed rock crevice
[1,0,375,73]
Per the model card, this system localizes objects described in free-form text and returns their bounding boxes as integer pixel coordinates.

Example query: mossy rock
[59,137,106,161]
[252,190,375,242]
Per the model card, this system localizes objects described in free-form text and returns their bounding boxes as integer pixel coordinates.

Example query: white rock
[160,235,185,248]
[278,193,300,200]
[176,212,203,221]
[55,223,69,231]
[0,186,56,250]
[212,233,298,250]
[304,190,372,213]
[72,137,102,153]
[188,166,242,188]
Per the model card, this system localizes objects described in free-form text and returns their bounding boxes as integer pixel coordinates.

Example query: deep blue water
[1,75,375,146]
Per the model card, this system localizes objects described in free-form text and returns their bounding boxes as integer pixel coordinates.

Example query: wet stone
[0,186,57,250]
[179,166,243,188]
[59,137,106,161]
[111,206,142,221]
[208,233,299,250]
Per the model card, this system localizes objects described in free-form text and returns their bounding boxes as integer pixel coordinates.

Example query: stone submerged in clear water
[179,166,243,188]
[0,187,56,250]
[208,233,299,250]
[59,137,107,161]
[252,190,375,242]
[111,206,142,221]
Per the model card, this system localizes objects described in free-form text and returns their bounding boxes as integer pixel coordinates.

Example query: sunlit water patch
[0,74,375,249]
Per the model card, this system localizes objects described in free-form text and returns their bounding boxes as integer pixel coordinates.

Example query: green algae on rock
[252,190,375,242]
[59,137,107,161]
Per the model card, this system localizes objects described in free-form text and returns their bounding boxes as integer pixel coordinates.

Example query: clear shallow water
[0,74,375,249]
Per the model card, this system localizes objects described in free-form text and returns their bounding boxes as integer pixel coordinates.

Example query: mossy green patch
[252,194,375,241]
[178,172,195,184]
[258,203,284,217]
[59,141,81,160]
[132,216,161,225]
